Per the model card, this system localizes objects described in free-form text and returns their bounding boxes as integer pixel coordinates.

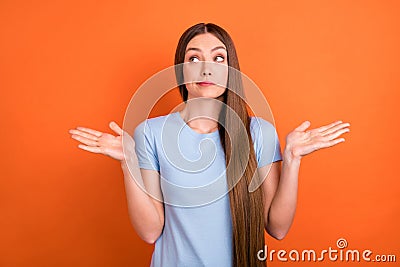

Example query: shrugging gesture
[69,122,165,244]
[264,119,350,240]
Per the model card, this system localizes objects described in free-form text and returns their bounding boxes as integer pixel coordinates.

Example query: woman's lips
[197,81,215,86]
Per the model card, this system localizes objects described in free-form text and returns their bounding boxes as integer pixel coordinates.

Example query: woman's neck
[179,97,223,134]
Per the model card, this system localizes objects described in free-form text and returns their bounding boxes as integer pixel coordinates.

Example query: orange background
[1,0,399,266]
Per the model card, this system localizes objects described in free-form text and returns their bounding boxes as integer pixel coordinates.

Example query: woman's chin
[191,94,224,100]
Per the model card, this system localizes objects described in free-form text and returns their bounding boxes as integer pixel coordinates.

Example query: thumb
[109,121,123,136]
[295,121,311,132]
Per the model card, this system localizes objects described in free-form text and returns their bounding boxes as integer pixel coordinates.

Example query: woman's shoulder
[249,116,279,145]
[145,113,173,124]
[249,116,276,131]
[134,112,179,134]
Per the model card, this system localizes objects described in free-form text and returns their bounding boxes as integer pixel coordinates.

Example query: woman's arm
[69,121,165,244]
[260,160,298,240]
[261,120,350,240]
[121,162,164,244]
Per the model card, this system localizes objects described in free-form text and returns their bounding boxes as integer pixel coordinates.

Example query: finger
[295,121,311,132]
[314,120,343,133]
[322,127,350,140]
[321,122,350,137]
[309,137,345,152]
[71,134,99,146]
[69,129,99,141]
[109,121,123,136]
[320,138,345,149]
[76,126,103,137]
[78,144,103,153]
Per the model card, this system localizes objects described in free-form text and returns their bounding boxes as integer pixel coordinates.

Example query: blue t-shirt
[133,111,282,267]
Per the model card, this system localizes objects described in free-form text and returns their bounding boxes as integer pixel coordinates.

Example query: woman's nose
[201,62,212,76]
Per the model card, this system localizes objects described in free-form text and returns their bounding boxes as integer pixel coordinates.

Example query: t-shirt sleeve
[251,117,282,168]
[133,120,160,171]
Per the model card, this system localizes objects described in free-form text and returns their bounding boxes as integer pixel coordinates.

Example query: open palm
[286,120,350,160]
[69,121,133,161]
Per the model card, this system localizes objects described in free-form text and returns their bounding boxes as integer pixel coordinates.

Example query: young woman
[69,23,350,267]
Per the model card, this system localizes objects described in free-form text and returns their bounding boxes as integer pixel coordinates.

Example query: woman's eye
[189,57,199,62]
[215,56,225,62]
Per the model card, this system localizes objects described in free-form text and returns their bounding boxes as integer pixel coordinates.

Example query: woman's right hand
[69,121,132,162]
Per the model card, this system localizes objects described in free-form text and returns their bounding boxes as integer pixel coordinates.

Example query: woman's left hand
[284,120,350,162]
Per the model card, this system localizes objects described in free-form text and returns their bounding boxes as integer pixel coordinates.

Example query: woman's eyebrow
[211,46,227,52]
[185,46,227,53]
[185,47,201,53]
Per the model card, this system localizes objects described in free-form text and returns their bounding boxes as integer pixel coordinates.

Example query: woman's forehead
[186,33,226,51]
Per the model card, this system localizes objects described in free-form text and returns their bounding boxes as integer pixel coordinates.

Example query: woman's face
[183,33,228,100]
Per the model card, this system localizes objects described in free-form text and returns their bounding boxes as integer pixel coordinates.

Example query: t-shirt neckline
[172,111,220,139]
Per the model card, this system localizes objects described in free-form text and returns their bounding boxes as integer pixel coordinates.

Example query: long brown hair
[174,23,266,267]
